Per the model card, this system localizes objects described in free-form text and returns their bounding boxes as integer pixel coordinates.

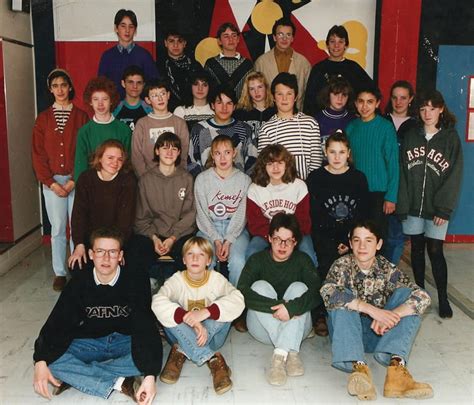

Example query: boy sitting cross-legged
[152,236,245,395]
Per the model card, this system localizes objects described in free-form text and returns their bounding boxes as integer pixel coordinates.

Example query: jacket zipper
[418,138,429,217]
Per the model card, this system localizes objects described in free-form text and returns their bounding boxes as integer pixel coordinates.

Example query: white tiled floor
[1,245,473,404]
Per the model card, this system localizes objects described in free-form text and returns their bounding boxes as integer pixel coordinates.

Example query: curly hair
[236,71,274,111]
[251,144,297,186]
[384,80,417,117]
[90,139,131,173]
[83,76,120,111]
[417,89,456,129]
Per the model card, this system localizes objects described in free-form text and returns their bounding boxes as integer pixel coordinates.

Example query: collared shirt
[219,52,241,60]
[93,265,121,286]
[117,42,135,54]
[320,254,431,315]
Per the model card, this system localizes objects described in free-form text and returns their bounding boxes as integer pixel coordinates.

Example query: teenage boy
[188,84,256,177]
[258,72,323,180]
[132,78,189,177]
[320,220,433,400]
[157,30,204,112]
[33,227,162,403]
[304,25,373,117]
[204,22,253,99]
[114,65,152,131]
[346,87,399,239]
[98,9,158,98]
[255,18,311,110]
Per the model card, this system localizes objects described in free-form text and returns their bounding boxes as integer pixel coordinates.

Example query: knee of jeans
[386,287,412,309]
[283,281,308,300]
[251,280,277,298]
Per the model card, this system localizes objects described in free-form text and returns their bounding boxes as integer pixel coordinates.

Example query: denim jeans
[385,214,407,265]
[197,219,249,286]
[247,280,312,353]
[165,319,231,366]
[49,333,141,399]
[42,174,75,276]
[246,235,318,266]
[327,287,422,373]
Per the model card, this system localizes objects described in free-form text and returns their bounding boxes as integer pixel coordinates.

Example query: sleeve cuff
[207,303,220,320]
[173,307,187,324]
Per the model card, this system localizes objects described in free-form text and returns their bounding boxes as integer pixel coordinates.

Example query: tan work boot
[347,363,377,400]
[208,352,232,395]
[266,352,287,386]
[286,352,304,377]
[384,360,433,399]
[160,344,186,384]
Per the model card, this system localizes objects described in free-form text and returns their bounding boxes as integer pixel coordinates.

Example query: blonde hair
[236,71,273,111]
[204,135,235,169]
[182,236,214,259]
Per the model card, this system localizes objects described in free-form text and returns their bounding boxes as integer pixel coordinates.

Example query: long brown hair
[90,139,130,173]
[251,144,297,186]
[417,89,456,129]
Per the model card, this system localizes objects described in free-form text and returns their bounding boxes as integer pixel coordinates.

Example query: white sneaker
[266,353,287,386]
[286,352,304,376]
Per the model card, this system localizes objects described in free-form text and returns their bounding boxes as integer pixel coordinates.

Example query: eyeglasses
[270,236,296,247]
[275,32,293,39]
[93,249,120,258]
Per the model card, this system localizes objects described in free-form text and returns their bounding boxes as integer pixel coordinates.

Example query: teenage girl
[398,90,463,318]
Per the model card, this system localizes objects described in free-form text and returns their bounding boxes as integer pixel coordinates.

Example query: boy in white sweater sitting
[152,236,244,395]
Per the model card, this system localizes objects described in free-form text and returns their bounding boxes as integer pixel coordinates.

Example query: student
[194,135,251,286]
[204,22,253,99]
[346,86,399,240]
[33,227,162,403]
[68,140,137,271]
[383,80,417,265]
[247,144,317,266]
[131,132,196,286]
[255,18,311,110]
[132,78,189,177]
[113,65,152,131]
[258,72,323,180]
[306,130,369,335]
[173,71,214,132]
[304,24,373,117]
[98,9,158,98]
[74,76,131,181]
[320,220,433,400]
[397,90,463,318]
[31,68,88,291]
[188,84,255,177]
[234,71,276,148]
[157,30,204,111]
[238,213,321,386]
[314,76,355,151]
[152,236,244,395]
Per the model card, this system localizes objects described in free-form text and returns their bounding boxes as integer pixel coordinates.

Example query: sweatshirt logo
[406,146,450,174]
[85,305,131,318]
[178,188,186,200]
[263,199,297,214]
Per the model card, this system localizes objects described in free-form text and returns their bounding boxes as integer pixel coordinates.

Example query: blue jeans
[246,235,318,266]
[42,174,75,276]
[49,333,141,399]
[247,280,312,353]
[165,319,231,366]
[327,288,421,373]
[197,219,249,286]
[385,214,407,265]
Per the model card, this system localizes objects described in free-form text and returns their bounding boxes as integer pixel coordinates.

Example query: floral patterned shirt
[320,254,431,315]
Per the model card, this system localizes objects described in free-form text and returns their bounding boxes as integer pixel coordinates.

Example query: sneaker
[121,376,141,402]
[52,276,67,291]
[160,344,186,384]
[208,353,232,395]
[347,363,377,400]
[286,352,304,377]
[313,316,329,337]
[266,353,287,386]
[383,360,433,399]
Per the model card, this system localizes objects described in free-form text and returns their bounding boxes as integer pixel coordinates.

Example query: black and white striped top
[258,112,323,180]
[52,103,73,133]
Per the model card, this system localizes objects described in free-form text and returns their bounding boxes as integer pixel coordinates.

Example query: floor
[0,244,473,405]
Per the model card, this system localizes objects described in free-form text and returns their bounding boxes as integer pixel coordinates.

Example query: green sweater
[237,250,321,318]
[74,119,131,181]
[346,115,399,202]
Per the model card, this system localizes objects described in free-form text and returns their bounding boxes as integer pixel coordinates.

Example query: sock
[391,355,406,366]
[114,376,125,391]
[354,360,367,366]
[274,348,288,360]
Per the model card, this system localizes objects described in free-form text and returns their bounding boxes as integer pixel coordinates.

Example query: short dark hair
[272,17,296,36]
[269,213,302,244]
[144,78,171,96]
[183,70,213,107]
[47,68,75,101]
[271,72,299,98]
[355,85,382,102]
[164,29,186,41]
[90,226,124,248]
[210,84,237,105]
[153,132,182,165]
[384,80,417,117]
[325,129,351,150]
[318,76,353,110]
[114,9,138,27]
[326,25,349,47]
[121,65,145,81]
[349,220,382,242]
[216,22,240,38]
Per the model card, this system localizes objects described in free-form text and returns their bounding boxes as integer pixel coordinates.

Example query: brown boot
[384,360,433,399]
[207,352,232,395]
[160,344,186,384]
[121,376,141,403]
[347,363,377,400]
[313,316,329,337]
[52,276,67,291]
[233,314,248,333]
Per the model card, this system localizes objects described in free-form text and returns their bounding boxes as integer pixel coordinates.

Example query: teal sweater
[237,250,321,318]
[74,119,131,181]
[346,115,399,202]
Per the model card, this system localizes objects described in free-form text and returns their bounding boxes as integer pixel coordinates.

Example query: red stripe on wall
[0,41,14,242]
[446,235,474,243]
[378,0,422,103]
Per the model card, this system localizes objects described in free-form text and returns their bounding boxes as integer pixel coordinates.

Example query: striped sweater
[257,112,323,180]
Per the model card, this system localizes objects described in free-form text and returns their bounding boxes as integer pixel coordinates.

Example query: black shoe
[53,382,71,396]
[439,299,453,318]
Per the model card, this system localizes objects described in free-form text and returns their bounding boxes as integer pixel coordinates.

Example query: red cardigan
[31,105,88,187]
